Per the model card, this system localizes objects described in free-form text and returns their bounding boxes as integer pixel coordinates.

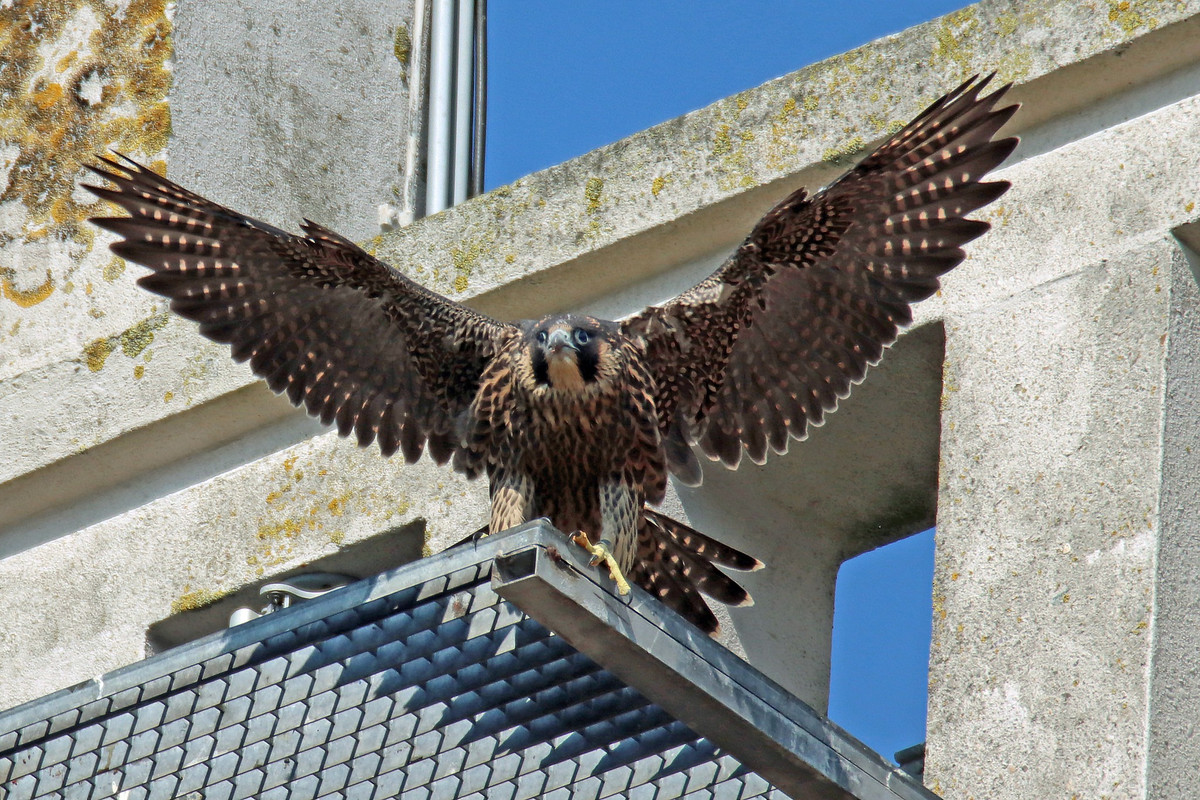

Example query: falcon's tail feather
[632,509,760,636]
[644,507,764,572]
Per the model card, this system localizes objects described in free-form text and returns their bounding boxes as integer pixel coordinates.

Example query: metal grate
[0,525,787,800]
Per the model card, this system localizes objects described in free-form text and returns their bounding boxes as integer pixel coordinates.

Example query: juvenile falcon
[86,75,1018,634]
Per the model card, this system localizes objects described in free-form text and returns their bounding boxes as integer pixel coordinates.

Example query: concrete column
[927,235,1200,798]
[1145,234,1200,799]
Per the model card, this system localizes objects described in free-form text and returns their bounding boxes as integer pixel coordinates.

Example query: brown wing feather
[86,155,513,470]
[626,74,1018,479]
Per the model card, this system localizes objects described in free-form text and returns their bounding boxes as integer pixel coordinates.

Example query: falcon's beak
[546,328,574,356]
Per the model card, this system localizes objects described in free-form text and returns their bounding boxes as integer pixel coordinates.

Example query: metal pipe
[452,0,475,205]
[399,0,429,223]
[425,0,456,214]
[470,0,487,197]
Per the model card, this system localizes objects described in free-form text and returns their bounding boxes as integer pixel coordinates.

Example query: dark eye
[536,330,547,344]
[573,329,590,346]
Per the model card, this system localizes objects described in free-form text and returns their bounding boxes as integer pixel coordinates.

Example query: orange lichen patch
[31,82,64,110]
[258,517,303,542]
[0,0,172,304]
[2,270,55,307]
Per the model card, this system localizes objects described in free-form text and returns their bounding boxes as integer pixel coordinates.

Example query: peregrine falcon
[86,75,1017,634]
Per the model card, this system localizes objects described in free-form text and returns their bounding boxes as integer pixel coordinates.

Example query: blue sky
[485,2,971,763]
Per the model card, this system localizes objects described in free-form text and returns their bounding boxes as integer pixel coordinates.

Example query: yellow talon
[571,533,631,596]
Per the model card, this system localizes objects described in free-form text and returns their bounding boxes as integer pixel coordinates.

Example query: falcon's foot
[571,533,631,596]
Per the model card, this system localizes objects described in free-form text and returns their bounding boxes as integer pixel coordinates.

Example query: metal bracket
[228,572,356,627]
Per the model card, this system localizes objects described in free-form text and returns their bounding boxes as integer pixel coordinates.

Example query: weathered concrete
[1,0,419,498]
[930,239,1169,799]
[1146,230,1200,800]
[4,2,1200,797]
[170,0,417,242]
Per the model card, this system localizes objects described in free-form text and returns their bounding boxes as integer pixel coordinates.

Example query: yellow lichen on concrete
[997,48,1035,83]
[171,586,226,614]
[393,23,411,66]
[1,269,55,307]
[450,238,486,293]
[764,93,813,173]
[821,135,867,164]
[119,312,169,358]
[101,255,125,282]
[584,177,605,214]
[393,22,411,84]
[241,453,367,575]
[80,312,169,371]
[776,97,798,122]
[985,204,1016,228]
[930,6,981,75]
[710,120,757,191]
[0,0,172,308]
[1107,0,1159,34]
[176,348,216,405]
[83,335,114,371]
[713,125,733,157]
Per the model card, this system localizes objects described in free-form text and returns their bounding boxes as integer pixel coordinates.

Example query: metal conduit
[452,0,474,205]
[470,0,487,198]
[424,0,487,215]
[425,0,456,214]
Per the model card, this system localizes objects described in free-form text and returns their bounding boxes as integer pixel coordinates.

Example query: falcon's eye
[536,330,548,344]
[573,329,590,346]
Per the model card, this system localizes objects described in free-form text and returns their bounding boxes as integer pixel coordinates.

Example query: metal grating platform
[0,521,937,800]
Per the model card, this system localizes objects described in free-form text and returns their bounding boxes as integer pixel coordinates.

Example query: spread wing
[86,155,515,470]
[625,75,1018,483]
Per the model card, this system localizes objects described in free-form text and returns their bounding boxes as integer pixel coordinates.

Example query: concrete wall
[4,1,1200,797]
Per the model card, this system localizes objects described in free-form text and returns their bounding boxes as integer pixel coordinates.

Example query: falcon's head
[526,314,620,392]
